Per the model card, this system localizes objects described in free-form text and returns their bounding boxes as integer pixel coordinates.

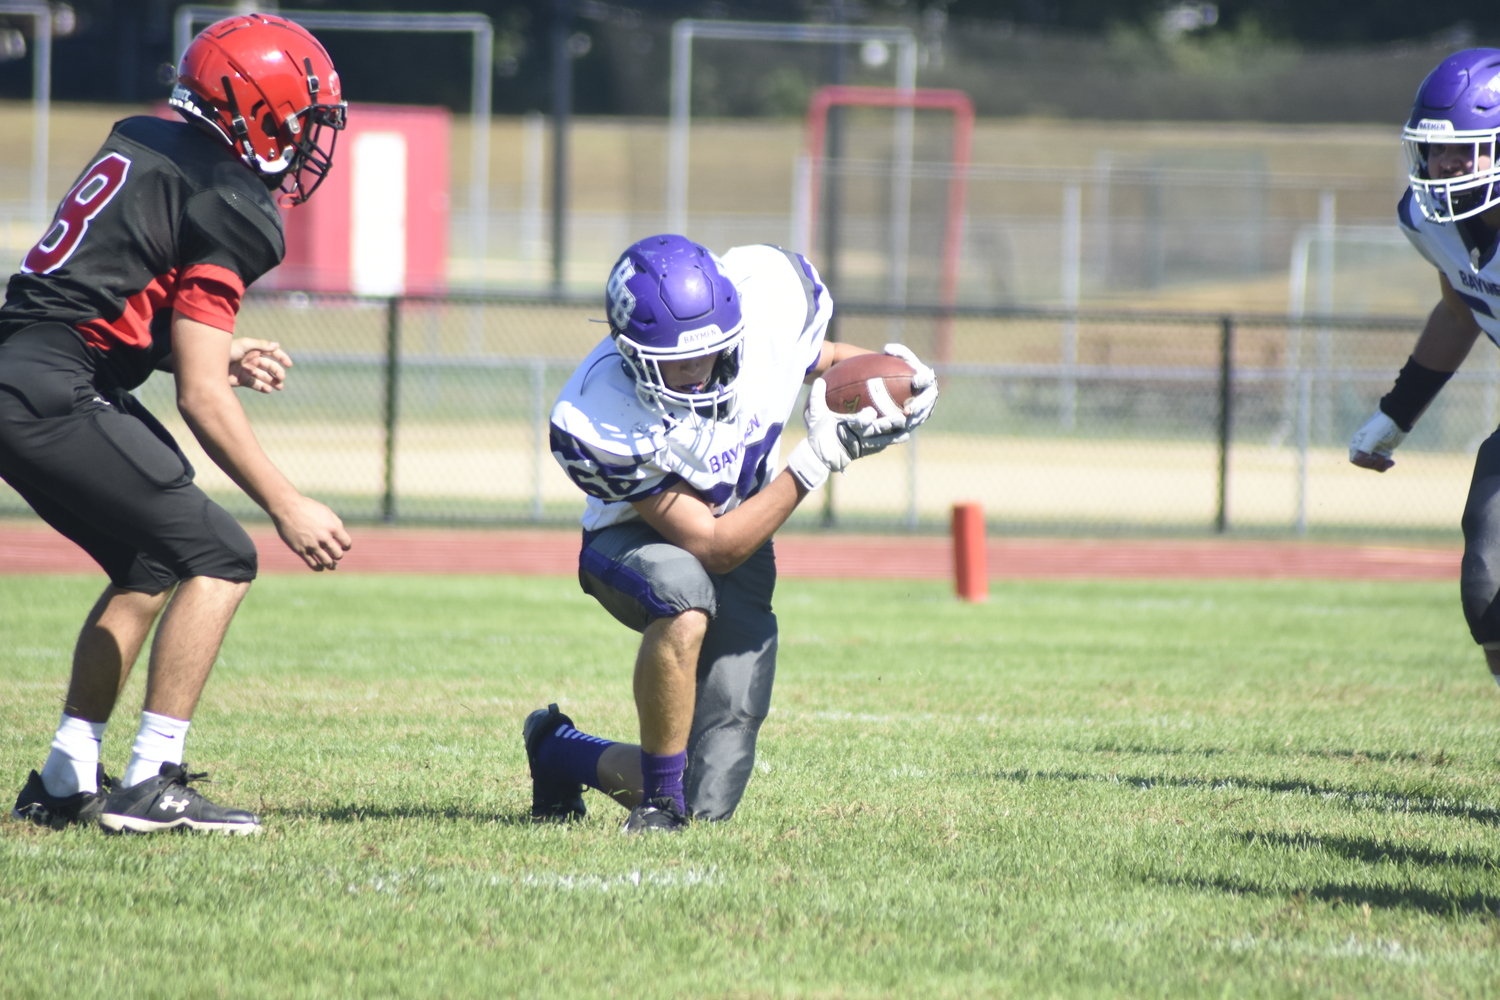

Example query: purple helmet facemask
[606,234,745,422]
[1404,48,1500,223]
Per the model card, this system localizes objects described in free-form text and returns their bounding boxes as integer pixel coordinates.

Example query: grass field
[3,572,1499,998]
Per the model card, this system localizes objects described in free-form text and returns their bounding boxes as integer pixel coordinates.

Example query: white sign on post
[351,131,408,297]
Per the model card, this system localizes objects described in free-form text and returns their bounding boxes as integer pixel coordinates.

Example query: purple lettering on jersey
[695,421,783,508]
[1458,269,1500,298]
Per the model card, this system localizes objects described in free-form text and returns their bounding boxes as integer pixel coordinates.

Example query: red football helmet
[169,13,346,205]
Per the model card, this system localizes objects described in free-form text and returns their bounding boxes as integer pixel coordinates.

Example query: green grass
[3,573,1499,998]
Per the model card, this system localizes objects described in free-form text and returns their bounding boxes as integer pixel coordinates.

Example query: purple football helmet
[1404,48,1500,222]
[606,234,745,420]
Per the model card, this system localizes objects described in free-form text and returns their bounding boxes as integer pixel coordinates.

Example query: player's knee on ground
[579,524,717,633]
[682,544,778,821]
[685,629,778,822]
[1461,433,1500,643]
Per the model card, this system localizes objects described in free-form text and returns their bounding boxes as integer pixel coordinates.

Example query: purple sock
[640,750,687,812]
[536,723,615,791]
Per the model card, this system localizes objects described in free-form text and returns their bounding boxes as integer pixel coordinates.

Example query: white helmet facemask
[614,322,745,423]
[1404,122,1500,223]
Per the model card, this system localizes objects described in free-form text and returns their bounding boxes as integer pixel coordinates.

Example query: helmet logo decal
[1416,119,1454,132]
[605,234,746,423]
[607,259,637,331]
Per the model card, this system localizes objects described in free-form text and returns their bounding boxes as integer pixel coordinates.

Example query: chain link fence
[0,291,1482,540]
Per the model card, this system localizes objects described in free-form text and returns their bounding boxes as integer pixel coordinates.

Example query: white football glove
[785,378,907,491]
[1349,410,1406,472]
[883,343,938,432]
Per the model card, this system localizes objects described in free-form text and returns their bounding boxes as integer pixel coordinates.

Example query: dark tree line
[0,0,1493,111]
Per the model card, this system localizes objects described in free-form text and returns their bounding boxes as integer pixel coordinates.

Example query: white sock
[122,711,191,788]
[40,714,108,798]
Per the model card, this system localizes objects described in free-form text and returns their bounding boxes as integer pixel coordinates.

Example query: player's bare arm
[808,340,875,380]
[633,474,806,575]
[636,338,927,574]
[156,337,292,393]
[173,314,350,570]
[1351,274,1485,471]
[1412,273,1485,371]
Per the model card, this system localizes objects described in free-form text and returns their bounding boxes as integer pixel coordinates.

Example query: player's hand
[271,494,352,571]
[228,338,292,394]
[1349,410,1407,472]
[883,342,938,431]
[785,378,906,491]
[840,405,908,457]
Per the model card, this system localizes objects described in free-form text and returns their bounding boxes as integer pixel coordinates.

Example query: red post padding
[952,502,988,602]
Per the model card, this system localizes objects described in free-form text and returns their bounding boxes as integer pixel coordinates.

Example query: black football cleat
[622,796,689,834]
[11,766,114,830]
[523,703,588,823]
[97,762,261,835]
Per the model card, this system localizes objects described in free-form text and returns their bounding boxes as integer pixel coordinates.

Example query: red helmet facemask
[169,13,347,206]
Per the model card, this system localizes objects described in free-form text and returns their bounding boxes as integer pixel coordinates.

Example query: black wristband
[1379,356,1453,432]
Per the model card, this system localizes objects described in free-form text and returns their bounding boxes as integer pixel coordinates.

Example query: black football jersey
[0,116,285,390]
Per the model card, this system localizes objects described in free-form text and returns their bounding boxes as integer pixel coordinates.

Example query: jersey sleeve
[173,264,244,331]
[723,244,833,376]
[176,186,285,331]
[1397,188,1443,271]
[780,249,833,375]
[549,356,682,503]
[549,421,681,502]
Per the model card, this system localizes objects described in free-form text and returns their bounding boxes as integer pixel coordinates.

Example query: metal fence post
[382,297,402,523]
[1060,184,1082,431]
[1215,315,1234,533]
[1295,370,1312,536]
[531,358,547,521]
[905,427,919,529]
[1313,192,1336,444]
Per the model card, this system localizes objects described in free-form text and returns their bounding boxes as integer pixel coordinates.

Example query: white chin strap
[249,147,292,176]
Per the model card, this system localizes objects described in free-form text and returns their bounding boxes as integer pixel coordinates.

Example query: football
[822,352,917,416]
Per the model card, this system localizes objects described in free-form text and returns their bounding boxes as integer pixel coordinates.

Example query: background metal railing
[0,291,1475,540]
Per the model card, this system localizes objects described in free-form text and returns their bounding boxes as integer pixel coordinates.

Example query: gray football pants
[578,521,777,821]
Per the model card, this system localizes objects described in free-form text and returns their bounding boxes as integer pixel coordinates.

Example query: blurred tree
[946,0,1497,45]
[0,0,1493,109]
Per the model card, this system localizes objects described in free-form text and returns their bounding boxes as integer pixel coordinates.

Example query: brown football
[822,353,916,416]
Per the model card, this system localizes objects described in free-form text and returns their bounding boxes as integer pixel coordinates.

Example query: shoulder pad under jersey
[550,346,679,502]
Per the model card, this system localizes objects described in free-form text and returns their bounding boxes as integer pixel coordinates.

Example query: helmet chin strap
[219,76,259,167]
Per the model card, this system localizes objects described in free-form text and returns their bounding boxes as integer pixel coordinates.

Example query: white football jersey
[551,244,831,532]
[1400,187,1500,346]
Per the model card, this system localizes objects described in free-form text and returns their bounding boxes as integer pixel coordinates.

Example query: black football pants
[0,323,256,592]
